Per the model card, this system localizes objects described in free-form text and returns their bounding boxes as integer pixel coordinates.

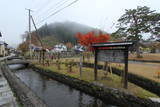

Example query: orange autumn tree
[76,32,110,51]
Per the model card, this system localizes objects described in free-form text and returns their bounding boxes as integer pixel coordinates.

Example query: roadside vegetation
[32,58,159,99]
[58,54,160,83]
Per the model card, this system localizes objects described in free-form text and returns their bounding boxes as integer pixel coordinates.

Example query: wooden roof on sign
[91,41,133,48]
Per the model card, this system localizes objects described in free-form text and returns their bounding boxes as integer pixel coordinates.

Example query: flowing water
[8,64,25,70]
[12,67,117,107]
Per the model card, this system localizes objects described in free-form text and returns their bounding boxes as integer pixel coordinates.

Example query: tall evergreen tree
[116,6,160,57]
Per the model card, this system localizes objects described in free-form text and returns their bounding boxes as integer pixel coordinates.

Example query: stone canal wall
[1,65,48,107]
[83,62,160,97]
[31,65,160,107]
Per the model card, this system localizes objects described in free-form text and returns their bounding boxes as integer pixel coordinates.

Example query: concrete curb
[129,59,160,63]
[1,64,48,107]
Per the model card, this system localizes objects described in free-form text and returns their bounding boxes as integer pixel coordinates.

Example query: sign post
[94,49,98,80]
[92,41,133,89]
[124,46,129,88]
[80,53,83,79]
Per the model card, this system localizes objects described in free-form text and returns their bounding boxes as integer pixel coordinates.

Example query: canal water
[9,67,117,107]
[8,64,26,70]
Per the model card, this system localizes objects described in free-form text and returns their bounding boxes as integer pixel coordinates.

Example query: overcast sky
[0,0,160,47]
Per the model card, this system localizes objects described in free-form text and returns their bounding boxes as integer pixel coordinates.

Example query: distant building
[0,41,8,56]
[72,44,85,53]
[140,40,160,53]
[51,43,67,53]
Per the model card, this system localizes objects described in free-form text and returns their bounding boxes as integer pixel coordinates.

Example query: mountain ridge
[36,21,104,47]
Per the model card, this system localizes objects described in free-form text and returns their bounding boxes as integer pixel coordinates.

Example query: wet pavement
[0,61,19,106]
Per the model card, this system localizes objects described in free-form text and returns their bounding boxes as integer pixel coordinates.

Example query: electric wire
[34,0,71,20]
[37,0,79,25]
[34,0,53,15]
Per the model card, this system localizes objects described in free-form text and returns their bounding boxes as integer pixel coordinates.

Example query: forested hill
[37,21,102,46]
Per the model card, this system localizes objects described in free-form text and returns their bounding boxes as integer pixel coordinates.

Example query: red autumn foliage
[76,32,110,51]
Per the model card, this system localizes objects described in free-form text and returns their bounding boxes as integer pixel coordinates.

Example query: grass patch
[32,59,159,99]
[129,53,160,61]
[60,57,160,83]
[111,63,160,83]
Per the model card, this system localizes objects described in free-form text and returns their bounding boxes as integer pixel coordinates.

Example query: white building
[51,43,67,53]
[0,41,8,57]
[72,44,85,52]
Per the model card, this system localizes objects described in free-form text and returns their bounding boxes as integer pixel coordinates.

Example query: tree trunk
[42,50,45,65]
[132,13,141,58]
[136,41,141,58]
[39,51,42,64]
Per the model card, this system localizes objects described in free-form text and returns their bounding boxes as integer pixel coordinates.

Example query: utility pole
[26,8,33,59]
[30,15,44,64]
[30,15,43,47]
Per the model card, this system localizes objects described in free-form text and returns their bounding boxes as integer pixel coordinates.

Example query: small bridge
[6,60,29,66]
[6,56,23,61]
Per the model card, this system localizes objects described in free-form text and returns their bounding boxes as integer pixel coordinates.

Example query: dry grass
[72,55,160,83]
[32,56,160,83]
[32,60,159,99]
[112,63,160,82]
[129,53,160,61]
[66,53,160,61]
[129,64,160,82]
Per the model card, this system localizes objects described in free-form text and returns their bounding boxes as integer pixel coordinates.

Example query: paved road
[0,69,19,107]
[129,61,160,67]
[0,54,19,107]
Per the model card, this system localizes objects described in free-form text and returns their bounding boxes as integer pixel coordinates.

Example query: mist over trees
[36,21,102,46]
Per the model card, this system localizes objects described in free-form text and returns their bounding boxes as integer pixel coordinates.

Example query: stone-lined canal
[9,66,117,107]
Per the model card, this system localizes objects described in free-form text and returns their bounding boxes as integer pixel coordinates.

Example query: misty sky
[0,0,160,47]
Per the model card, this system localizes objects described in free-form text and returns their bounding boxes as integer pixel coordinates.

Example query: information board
[97,50,125,63]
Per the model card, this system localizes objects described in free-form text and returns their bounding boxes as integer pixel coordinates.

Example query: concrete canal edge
[129,59,160,63]
[0,64,48,107]
[31,65,160,107]
[83,62,160,97]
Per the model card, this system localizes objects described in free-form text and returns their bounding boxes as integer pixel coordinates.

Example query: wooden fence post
[94,49,98,80]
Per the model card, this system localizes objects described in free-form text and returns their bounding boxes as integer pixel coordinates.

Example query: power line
[34,0,53,15]
[110,23,115,29]
[34,0,71,20]
[37,0,79,25]
[38,0,78,24]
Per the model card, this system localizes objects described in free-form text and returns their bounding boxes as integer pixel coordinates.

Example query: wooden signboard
[92,41,133,89]
[97,50,125,63]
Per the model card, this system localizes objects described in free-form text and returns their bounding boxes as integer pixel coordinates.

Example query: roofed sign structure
[92,41,133,88]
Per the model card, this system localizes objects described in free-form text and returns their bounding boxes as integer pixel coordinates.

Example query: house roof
[91,41,133,48]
